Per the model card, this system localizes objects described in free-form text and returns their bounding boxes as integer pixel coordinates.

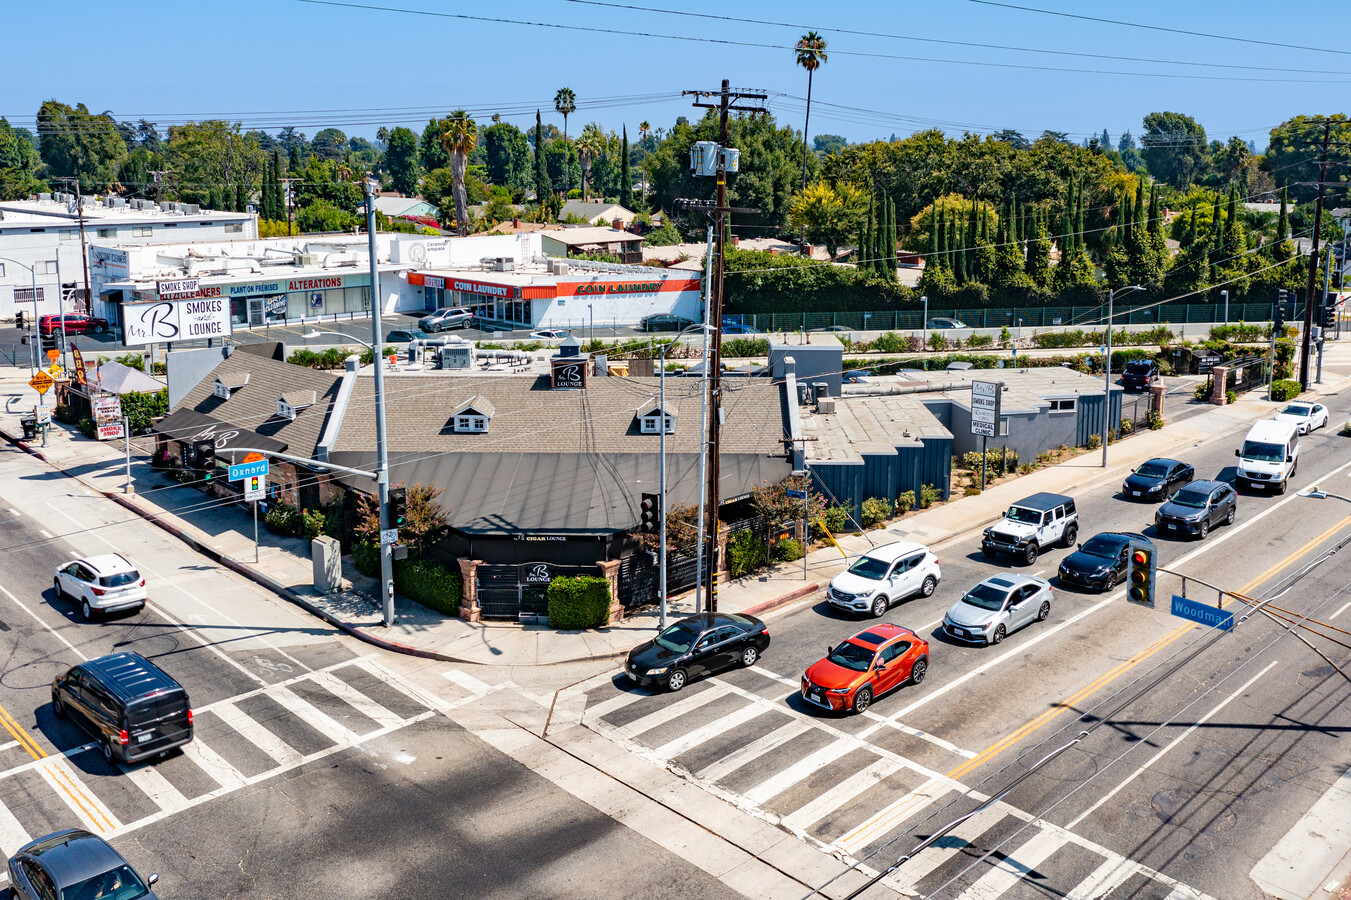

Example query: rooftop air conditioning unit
[185,204,200,214]
[492,257,515,272]
[817,398,836,415]
[439,346,473,370]
[295,253,317,266]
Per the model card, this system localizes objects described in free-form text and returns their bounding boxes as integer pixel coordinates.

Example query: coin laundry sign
[124,298,232,346]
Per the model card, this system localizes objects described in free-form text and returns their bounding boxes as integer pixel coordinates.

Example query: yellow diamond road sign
[29,370,54,395]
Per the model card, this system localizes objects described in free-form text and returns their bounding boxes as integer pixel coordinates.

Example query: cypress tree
[863,193,875,275]
[1209,194,1223,247]
[533,110,551,203]
[1185,201,1197,247]
[260,156,272,221]
[1147,183,1161,236]
[935,204,946,269]
[885,198,897,281]
[967,202,979,254]
[288,145,302,172]
[1076,186,1085,254]
[1133,182,1146,241]
[926,209,937,269]
[1276,185,1289,242]
[235,183,245,215]
[619,126,632,211]
[949,219,958,277]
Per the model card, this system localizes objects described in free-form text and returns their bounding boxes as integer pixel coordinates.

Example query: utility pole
[364,179,395,627]
[1299,120,1333,391]
[149,170,169,204]
[682,80,769,612]
[53,177,92,313]
[281,178,298,235]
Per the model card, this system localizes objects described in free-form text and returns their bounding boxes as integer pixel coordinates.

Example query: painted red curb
[742,581,823,617]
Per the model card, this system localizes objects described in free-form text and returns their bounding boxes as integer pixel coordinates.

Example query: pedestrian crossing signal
[1126,541,1156,608]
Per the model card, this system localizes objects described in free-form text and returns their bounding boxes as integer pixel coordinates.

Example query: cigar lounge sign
[124,296,232,346]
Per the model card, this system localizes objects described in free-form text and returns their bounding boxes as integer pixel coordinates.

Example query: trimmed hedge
[547,576,612,630]
[726,530,767,579]
[1270,379,1302,402]
[353,540,379,576]
[394,557,461,616]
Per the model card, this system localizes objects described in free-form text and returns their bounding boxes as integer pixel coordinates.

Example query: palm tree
[554,87,577,196]
[439,110,478,236]
[576,123,606,203]
[637,121,651,204]
[794,31,828,191]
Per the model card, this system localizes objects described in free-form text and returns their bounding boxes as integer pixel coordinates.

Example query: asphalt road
[578,391,1351,899]
[0,459,740,899]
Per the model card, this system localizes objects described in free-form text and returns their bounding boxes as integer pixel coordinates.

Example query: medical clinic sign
[124,297,231,346]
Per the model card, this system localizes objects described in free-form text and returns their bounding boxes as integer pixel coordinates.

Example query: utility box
[311,536,342,593]
[719,147,741,173]
[439,346,472,369]
[690,141,718,176]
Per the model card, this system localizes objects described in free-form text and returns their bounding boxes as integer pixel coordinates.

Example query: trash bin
[20,417,37,440]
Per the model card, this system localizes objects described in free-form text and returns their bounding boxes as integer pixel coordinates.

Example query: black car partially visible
[1122,458,1193,501]
[1121,359,1159,391]
[1058,532,1151,592]
[8,829,161,900]
[625,613,769,692]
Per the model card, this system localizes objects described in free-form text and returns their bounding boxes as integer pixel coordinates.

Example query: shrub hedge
[547,576,612,630]
[394,557,461,616]
[726,530,767,580]
[1270,379,1302,402]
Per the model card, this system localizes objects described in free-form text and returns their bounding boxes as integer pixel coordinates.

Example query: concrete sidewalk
[2,351,1347,667]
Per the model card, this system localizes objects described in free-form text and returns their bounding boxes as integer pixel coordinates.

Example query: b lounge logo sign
[124,298,231,346]
[551,357,587,390]
[520,563,556,584]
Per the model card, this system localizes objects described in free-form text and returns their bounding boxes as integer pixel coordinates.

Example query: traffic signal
[389,487,408,527]
[1321,301,1337,330]
[14,311,23,330]
[1273,292,1287,331]
[639,492,661,534]
[1126,539,1156,608]
[191,440,216,480]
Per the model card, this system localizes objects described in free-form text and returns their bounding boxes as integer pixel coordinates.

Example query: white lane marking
[7,509,17,516]
[743,736,855,805]
[1330,601,1351,621]
[696,721,812,782]
[615,685,732,740]
[0,583,87,660]
[1066,660,1277,829]
[1064,853,1140,900]
[835,775,947,855]
[1250,763,1351,900]
[650,702,770,759]
[881,804,1005,892]
[0,740,18,753]
[0,796,31,859]
[781,756,903,831]
[268,684,366,746]
[868,459,1351,733]
[307,669,405,730]
[954,828,1068,900]
[39,529,52,538]
[584,688,656,722]
[118,762,189,812]
[442,669,493,695]
[350,658,452,712]
[209,701,305,767]
[178,740,247,791]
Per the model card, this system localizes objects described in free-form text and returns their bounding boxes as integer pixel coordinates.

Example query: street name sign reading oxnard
[971,380,1002,438]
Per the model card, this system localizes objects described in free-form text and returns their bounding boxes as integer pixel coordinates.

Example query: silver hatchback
[943,573,1052,645]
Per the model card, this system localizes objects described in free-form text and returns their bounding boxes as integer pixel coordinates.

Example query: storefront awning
[153,408,288,456]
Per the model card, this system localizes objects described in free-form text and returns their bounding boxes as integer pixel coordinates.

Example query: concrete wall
[535,286,702,330]
[770,344,842,398]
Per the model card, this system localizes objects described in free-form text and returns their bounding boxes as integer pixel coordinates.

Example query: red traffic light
[1131,549,1149,565]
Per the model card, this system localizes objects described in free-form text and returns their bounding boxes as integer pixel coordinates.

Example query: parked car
[624,613,769,692]
[637,313,695,333]
[1235,419,1300,493]
[530,329,571,339]
[51,652,193,764]
[8,829,161,900]
[826,541,941,617]
[418,307,474,332]
[1155,480,1237,539]
[943,573,1053,644]
[1120,359,1160,391]
[810,325,852,333]
[926,317,968,329]
[981,492,1077,565]
[38,313,109,336]
[384,329,418,345]
[721,319,764,335]
[1122,457,1194,501]
[53,554,146,620]
[1058,532,1150,591]
[1273,401,1329,435]
[801,623,928,714]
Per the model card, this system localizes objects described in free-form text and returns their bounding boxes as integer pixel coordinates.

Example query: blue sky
[5,0,1348,148]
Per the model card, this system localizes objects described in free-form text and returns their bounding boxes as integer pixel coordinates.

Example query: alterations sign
[123,298,231,346]
[971,380,1002,437]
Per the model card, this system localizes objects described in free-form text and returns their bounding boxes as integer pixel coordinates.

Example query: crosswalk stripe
[269,684,366,746]
[211,701,305,766]
[308,670,406,730]
[584,687,652,722]
[696,721,812,783]
[1162,886,1207,900]
[443,669,494,696]
[953,828,1068,900]
[781,757,903,832]
[1064,852,1139,900]
[350,659,450,712]
[614,685,732,740]
[880,805,1005,893]
[836,775,947,855]
[0,798,30,858]
[118,762,189,813]
[744,736,856,805]
[179,740,247,791]
[650,703,770,759]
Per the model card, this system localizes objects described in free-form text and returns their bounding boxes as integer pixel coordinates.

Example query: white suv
[827,541,941,618]
[53,554,147,620]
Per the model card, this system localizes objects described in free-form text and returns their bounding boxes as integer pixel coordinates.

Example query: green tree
[164,120,266,207]
[419,118,449,172]
[292,154,361,213]
[574,122,606,202]
[1261,114,1351,204]
[794,30,828,191]
[553,87,576,196]
[787,181,867,259]
[439,110,478,235]
[296,198,361,232]
[0,117,46,200]
[1140,111,1209,188]
[532,110,550,202]
[35,100,127,190]
[1273,185,1293,263]
[384,126,421,196]
[481,121,530,197]
[310,128,348,161]
[619,125,633,210]
[1026,214,1051,288]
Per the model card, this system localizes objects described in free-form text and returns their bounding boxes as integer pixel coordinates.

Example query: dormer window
[636,398,676,434]
[276,391,316,421]
[213,372,249,400]
[450,395,495,433]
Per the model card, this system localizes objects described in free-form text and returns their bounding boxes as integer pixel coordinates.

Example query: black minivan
[51,653,193,765]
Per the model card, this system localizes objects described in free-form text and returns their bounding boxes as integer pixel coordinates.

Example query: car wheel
[909,657,928,685]
[53,577,64,599]
[990,624,1006,645]
[852,686,873,714]
[1198,520,1209,539]
[81,599,94,621]
[101,738,115,764]
[1024,544,1038,566]
[920,576,937,598]
[665,669,687,693]
[740,645,759,668]
[871,595,889,618]
[1062,524,1077,549]
[1037,600,1051,621]
[981,546,994,559]
[92,324,105,334]
[52,693,65,719]
[1226,505,1236,526]
[1277,479,1288,495]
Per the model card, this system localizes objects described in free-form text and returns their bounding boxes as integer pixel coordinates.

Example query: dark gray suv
[8,829,161,900]
[1154,480,1237,539]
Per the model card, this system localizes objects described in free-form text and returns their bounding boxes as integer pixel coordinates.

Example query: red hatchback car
[801,623,929,714]
[39,313,108,335]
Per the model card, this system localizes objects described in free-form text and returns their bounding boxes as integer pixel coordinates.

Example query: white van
[1235,420,1300,493]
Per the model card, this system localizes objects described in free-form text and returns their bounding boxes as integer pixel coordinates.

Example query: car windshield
[1079,537,1121,559]
[1135,462,1170,478]
[962,583,1010,611]
[654,624,700,654]
[846,556,891,580]
[827,642,875,671]
[1280,404,1311,417]
[99,571,140,587]
[1170,489,1210,509]
[1240,440,1285,462]
[62,864,150,900]
[1005,506,1042,523]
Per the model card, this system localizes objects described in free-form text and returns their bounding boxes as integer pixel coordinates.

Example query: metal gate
[475,563,599,620]
[1120,394,1153,436]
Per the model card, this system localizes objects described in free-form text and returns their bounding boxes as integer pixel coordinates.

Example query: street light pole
[920,295,928,332]
[364,179,395,627]
[1221,290,1229,326]
[1104,285,1144,468]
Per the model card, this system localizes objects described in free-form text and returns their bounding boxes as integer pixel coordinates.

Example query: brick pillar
[597,559,623,624]
[1210,365,1229,405]
[1149,383,1165,422]
[457,558,482,622]
[716,526,729,584]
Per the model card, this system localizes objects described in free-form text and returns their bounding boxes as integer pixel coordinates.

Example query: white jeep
[981,492,1077,566]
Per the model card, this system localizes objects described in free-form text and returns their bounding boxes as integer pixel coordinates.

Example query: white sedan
[530,330,571,340]
[1273,402,1330,434]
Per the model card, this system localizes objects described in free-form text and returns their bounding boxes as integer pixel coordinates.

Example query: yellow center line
[0,704,45,760]
[0,704,115,833]
[946,512,1351,782]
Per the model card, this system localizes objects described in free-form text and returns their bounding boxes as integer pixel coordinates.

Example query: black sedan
[624,612,769,692]
[1155,480,1237,539]
[1058,532,1153,592]
[8,829,161,900]
[1122,458,1194,501]
[637,314,695,333]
